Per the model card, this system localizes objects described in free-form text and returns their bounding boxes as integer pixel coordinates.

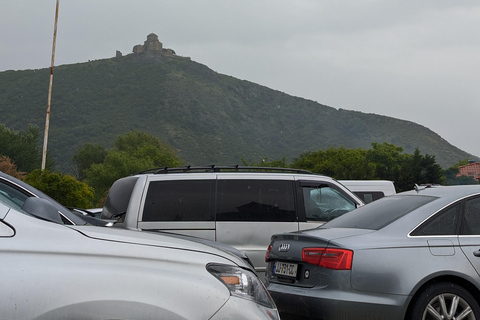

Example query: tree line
[0,125,477,208]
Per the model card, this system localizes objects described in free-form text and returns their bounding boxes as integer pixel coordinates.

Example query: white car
[339,179,396,203]
[0,175,279,319]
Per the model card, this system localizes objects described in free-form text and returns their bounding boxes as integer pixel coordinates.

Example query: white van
[339,180,396,203]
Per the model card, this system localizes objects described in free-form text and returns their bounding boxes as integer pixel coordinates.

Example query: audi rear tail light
[265,245,272,262]
[302,247,353,270]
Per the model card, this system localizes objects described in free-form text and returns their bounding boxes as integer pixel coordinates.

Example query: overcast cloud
[1,1,479,158]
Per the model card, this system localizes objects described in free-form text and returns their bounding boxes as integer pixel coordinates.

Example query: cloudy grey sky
[1,1,479,158]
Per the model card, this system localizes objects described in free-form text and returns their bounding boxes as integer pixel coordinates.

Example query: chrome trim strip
[0,177,37,198]
[407,235,457,239]
[59,212,75,225]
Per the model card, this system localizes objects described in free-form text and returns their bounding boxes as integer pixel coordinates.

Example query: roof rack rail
[137,165,313,175]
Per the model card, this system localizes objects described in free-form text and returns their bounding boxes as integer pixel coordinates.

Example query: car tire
[408,282,479,320]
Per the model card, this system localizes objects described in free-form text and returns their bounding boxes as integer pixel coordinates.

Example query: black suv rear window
[322,195,437,230]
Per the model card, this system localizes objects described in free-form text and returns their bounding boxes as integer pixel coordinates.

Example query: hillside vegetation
[0,53,476,172]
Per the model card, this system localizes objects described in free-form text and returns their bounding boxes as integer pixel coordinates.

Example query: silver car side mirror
[21,197,64,224]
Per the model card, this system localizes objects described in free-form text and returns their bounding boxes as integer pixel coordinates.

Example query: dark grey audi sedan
[265,185,480,320]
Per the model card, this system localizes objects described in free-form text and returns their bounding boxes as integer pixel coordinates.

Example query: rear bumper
[267,282,408,320]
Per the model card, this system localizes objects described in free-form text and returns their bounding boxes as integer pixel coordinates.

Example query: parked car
[339,179,396,203]
[100,166,364,274]
[265,184,480,320]
[0,171,109,227]
[0,180,279,319]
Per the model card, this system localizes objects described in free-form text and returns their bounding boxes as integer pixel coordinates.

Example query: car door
[215,175,298,274]
[459,196,480,276]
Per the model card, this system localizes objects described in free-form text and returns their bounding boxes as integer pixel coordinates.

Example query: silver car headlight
[207,264,276,309]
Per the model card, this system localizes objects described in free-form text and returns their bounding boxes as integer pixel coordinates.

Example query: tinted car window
[323,195,437,230]
[217,180,296,222]
[142,180,215,221]
[412,203,460,236]
[462,197,480,235]
[354,191,385,204]
[0,180,30,210]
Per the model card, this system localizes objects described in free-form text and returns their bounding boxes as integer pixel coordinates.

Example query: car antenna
[414,184,427,193]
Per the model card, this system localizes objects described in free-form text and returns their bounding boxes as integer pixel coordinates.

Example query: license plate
[273,261,298,278]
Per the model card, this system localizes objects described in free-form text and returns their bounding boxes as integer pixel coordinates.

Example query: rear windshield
[321,195,437,230]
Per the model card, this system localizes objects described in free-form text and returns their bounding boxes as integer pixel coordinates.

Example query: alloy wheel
[423,293,475,320]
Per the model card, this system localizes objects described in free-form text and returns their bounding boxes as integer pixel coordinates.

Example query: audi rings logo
[278,243,290,252]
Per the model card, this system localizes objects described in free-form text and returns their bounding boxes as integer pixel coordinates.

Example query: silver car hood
[70,225,247,267]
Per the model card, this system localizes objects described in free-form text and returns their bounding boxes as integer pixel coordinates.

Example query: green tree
[417,151,445,185]
[85,150,154,201]
[84,131,183,203]
[25,169,94,208]
[292,147,374,179]
[395,149,445,191]
[72,143,107,180]
[114,131,182,166]
[291,143,444,192]
[0,125,54,172]
[450,159,472,167]
[241,157,289,168]
[366,142,405,182]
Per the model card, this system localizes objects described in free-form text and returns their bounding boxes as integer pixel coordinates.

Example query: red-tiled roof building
[457,161,480,181]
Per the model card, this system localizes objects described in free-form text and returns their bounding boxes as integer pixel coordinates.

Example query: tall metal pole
[42,0,60,170]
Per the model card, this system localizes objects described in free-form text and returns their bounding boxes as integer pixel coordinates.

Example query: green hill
[0,52,476,172]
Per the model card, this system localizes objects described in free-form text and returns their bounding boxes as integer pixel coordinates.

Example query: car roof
[131,166,338,183]
[401,185,480,202]
[136,165,316,175]
[138,172,334,180]
[319,185,480,232]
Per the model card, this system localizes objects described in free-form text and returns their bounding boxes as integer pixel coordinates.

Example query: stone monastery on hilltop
[116,33,176,58]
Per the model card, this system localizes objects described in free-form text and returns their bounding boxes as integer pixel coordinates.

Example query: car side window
[216,180,296,222]
[142,180,215,221]
[462,197,480,235]
[303,186,356,221]
[354,191,385,204]
[412,204,460,236]
[0,180,30,211]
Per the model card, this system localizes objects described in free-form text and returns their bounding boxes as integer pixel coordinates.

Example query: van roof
[339,180,394,186]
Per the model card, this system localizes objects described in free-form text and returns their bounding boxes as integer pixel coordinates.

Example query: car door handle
[473,250,480,257]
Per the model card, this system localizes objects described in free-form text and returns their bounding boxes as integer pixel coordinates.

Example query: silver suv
[0,171,279,319]
[102,166,364,274]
